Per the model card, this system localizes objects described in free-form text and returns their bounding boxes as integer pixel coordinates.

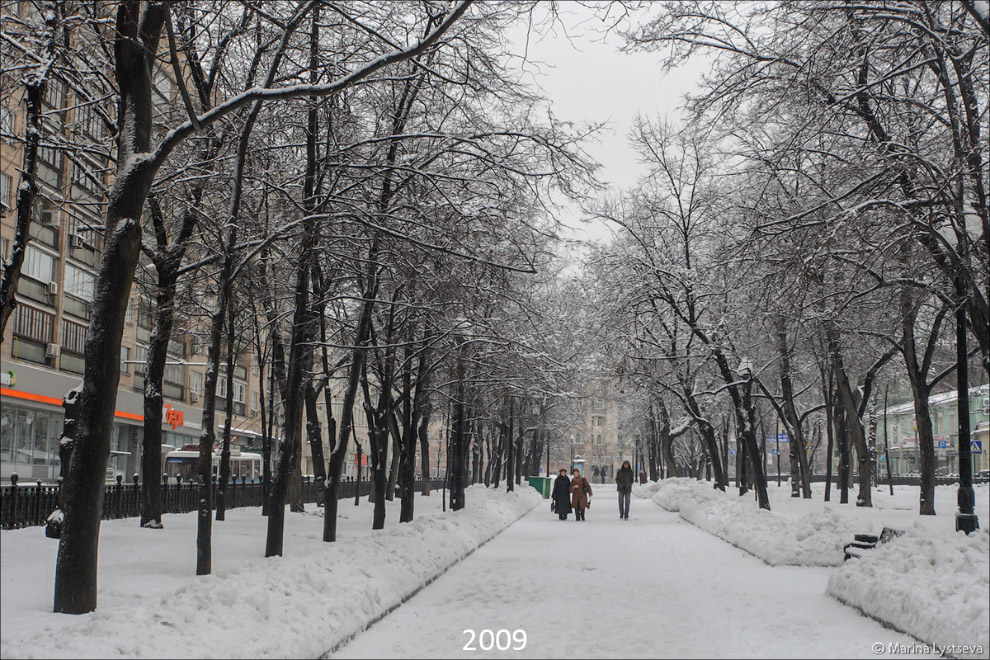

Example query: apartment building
[570,377,633,482]
[0,3,268,482]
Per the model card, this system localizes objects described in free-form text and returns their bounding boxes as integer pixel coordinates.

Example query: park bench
[843,527,905,561]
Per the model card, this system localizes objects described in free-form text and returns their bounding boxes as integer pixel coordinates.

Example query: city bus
[163,446,262,482]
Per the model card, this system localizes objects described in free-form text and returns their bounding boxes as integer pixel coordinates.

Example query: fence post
[175,474,182,513]
[162,474,169,514]
[10,473,18,529]
[34,480,42,526]
[132,473,140,517]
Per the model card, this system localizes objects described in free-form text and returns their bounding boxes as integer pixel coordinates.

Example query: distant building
[880,385,989,477]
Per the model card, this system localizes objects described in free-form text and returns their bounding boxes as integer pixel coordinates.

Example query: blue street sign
[972,441,983,454]
[937,440,949,450]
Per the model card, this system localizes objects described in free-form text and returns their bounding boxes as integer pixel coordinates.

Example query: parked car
[975,469,990,484]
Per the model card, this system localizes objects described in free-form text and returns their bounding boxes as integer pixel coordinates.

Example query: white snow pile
[0,485,540,659]
[643,478,856,566]
[827,526,990,659]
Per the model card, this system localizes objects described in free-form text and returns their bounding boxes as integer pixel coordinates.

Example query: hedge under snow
[1,485,540,659]
[827,526,990,659]
[633,478,856,566]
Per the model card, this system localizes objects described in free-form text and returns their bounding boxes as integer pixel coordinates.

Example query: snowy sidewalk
[335,484,932,659]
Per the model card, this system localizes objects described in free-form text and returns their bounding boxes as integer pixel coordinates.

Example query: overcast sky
[503,3,709,246]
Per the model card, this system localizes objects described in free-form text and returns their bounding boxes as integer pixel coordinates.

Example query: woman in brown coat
[569,469,592,521]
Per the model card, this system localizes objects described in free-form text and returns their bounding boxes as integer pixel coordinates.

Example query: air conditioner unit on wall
[46,281,59,295]
[46,343,60,358]
[190,391,200,403]
[69,233,85,249]
[40,210,58,226]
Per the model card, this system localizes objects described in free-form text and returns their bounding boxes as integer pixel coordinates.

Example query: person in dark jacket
[615,461,635,520]
[639,469,648,485]
[551,469,572,520]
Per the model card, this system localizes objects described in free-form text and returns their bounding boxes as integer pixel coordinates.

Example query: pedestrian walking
[569,468,592,521]
[616,460,634,520]
[639,468,647,485]
[551,468,572,521]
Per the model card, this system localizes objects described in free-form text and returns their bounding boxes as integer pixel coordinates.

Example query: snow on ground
[634,478,990,658]
[1,485,540,659]
[335,483,936,659]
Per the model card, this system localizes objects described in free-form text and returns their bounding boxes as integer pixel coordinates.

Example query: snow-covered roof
[883,384,989,416]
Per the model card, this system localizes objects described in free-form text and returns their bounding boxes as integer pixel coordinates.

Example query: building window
[137,298,153,329]
[12,304,54,343]
[43,80,65,111]
[66,210,99,246]
[64,263,95,301]
[190,371,203,396]
[0,105,13,136]
[164,362,184,385]
[70,158,103,196]
[233,382,246,404]
[0,171,11,214]
[22,245,55,284]
[121,346,131,374]
[10,304,55,365]
[61,318,87,354]
[75,101,106,141]
[134,345,148,374]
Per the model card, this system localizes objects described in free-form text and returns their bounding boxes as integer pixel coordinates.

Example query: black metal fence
[1,474,447,530]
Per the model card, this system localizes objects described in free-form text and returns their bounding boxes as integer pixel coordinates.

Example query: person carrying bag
[569,469,592,521]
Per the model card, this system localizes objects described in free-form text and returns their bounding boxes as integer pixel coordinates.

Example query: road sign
[972,441,983,454]
[936,440,949,450]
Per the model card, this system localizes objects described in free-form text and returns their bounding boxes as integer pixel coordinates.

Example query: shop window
[1,408,13,463]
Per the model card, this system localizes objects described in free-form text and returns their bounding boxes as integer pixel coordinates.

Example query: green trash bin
[527,476,551,498]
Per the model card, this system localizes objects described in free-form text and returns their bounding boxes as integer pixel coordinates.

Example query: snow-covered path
[335,484,930,659]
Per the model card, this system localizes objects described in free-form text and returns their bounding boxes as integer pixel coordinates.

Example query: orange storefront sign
[1,387,178,426]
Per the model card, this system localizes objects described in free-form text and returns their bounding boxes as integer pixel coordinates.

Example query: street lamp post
[936,215,980,533]
[954,275,979,533]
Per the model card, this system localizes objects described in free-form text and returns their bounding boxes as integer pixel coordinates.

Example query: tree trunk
[824,369,834,502]
[216,299,236,521]
[901,292,937,515]
[323,291,374,542]
[140,267,178,528]
[775,320,812,498]
[449,353,467,509]
[419,402,432,495]
[53,3,168,614]
[827,325,873,507]
[657,400,679,478]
